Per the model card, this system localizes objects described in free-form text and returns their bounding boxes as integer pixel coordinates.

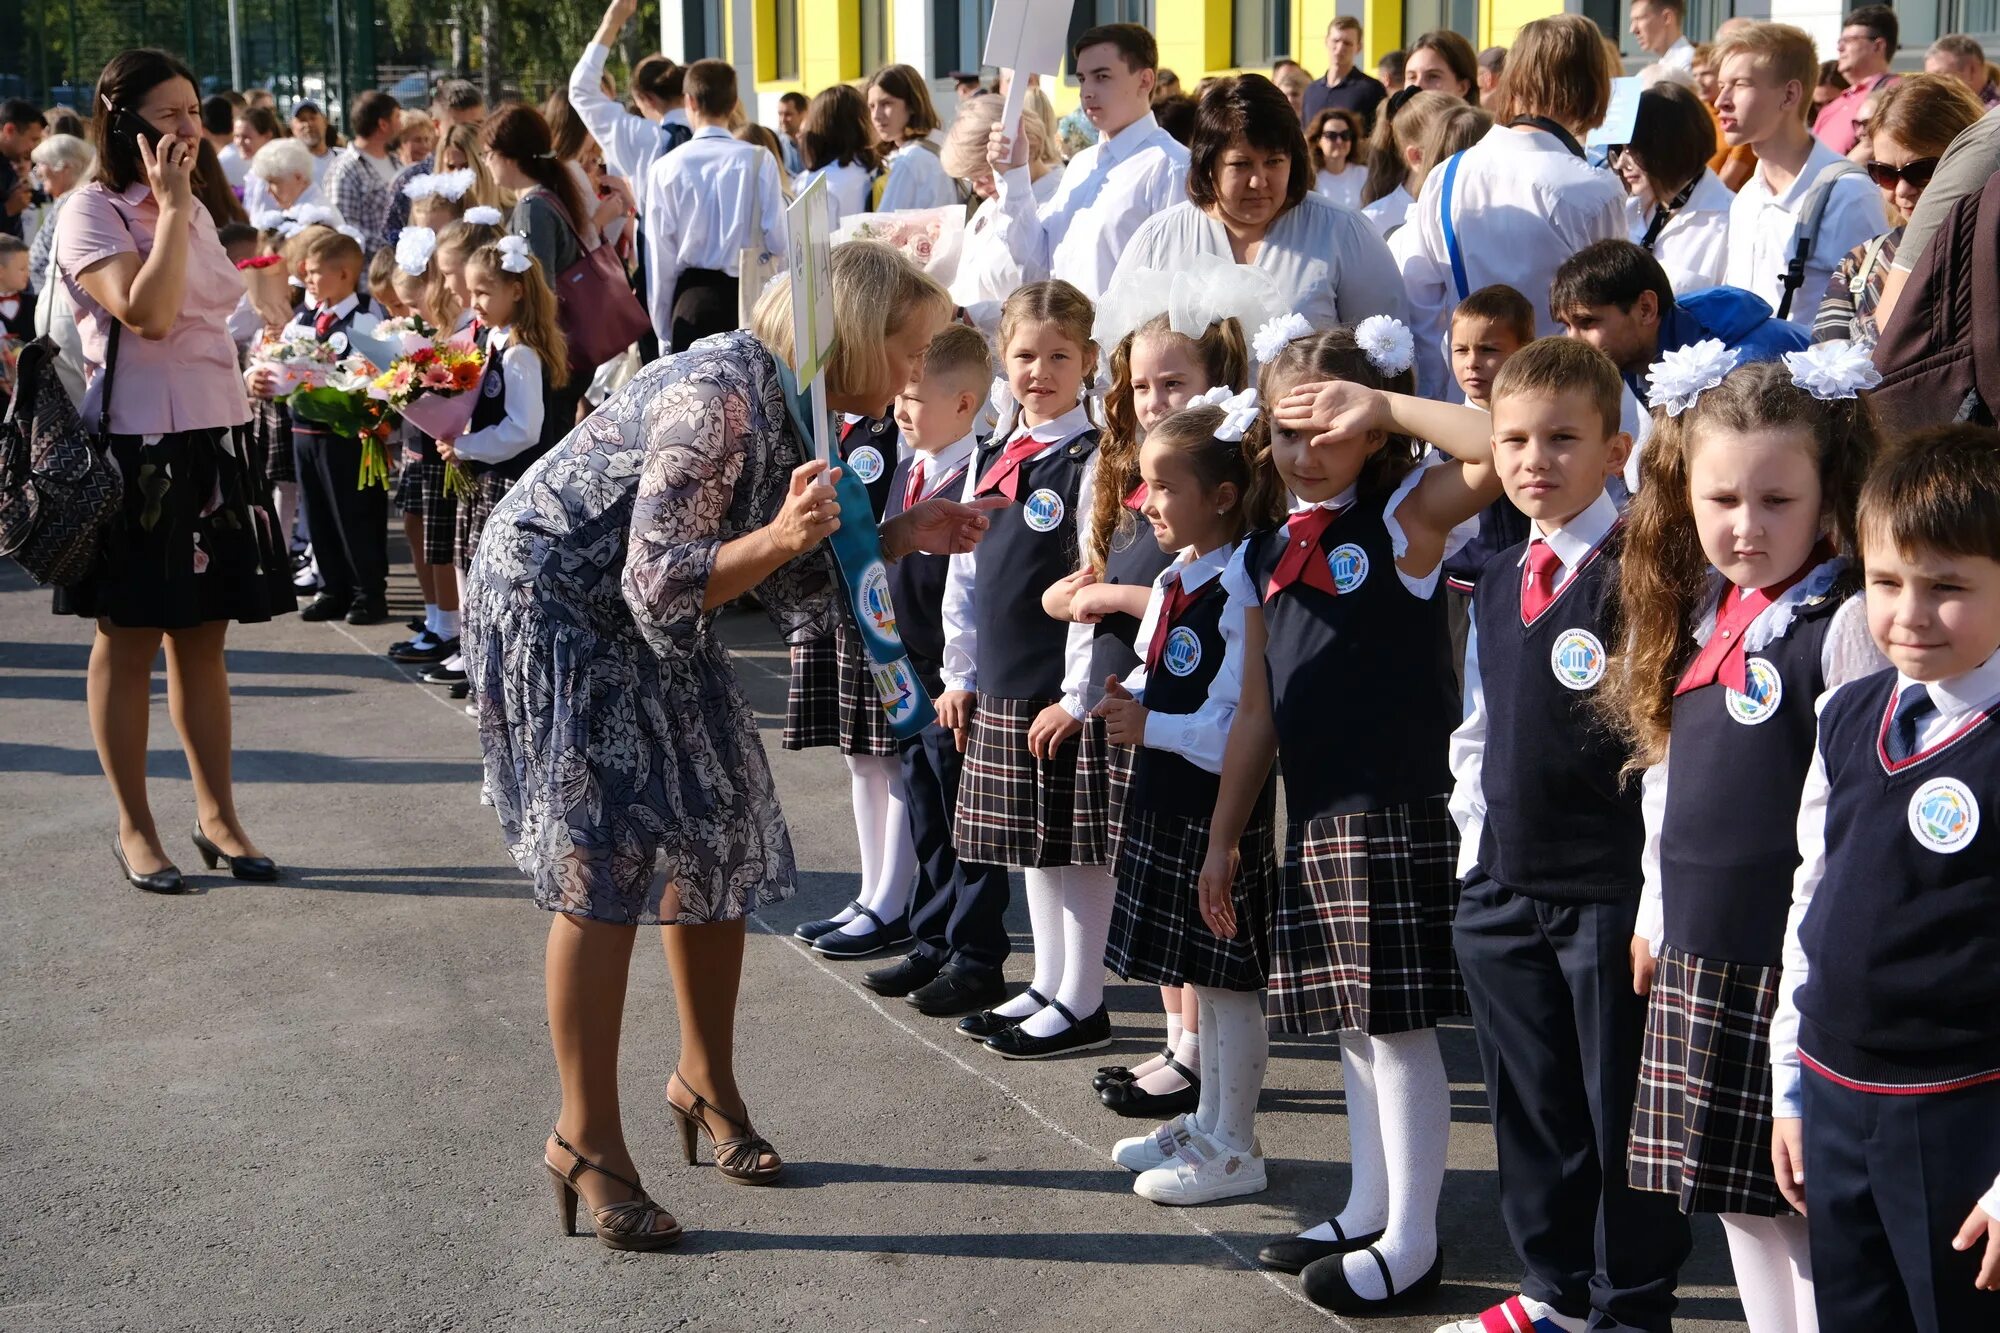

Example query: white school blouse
[1121,543,1246,775]
[1316,165,1367,212]
[793,161,873,228]
[1111,196,1410,333]
[952,175,1063,339]
[1723,137,1886,327]
[877,137,960,212]
[451,328,545,465]
[1626,168,1733,295]
[1362,184,1413,237]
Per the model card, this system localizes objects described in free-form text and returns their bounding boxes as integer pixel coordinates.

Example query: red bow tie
[975,433,1046,502]
[1675,547,1828,696]
[1263,505,1346,600]
[1145,572,1198,671]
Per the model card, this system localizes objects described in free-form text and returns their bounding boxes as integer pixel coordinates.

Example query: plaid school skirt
[455,470,512,573]
[782,636,840,751]
[1106,805,1277,992]
[1069,715,1115,867]
[832,622,898,758]
[396,457,458,566]
[243,399,294,486]
[1629,944,1790,1216]
[953,693,1090,869]
[1267,796,1466,1037]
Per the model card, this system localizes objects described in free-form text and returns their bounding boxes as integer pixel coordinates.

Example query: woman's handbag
[737,148,784,328]
[0,324,123,586]
[537,191,652,377]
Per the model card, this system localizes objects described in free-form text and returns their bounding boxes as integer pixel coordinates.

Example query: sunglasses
[1320,129,1354,143]
[1865,157,1940,189]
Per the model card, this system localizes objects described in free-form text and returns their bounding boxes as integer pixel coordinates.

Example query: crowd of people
[17,2,2000,1329]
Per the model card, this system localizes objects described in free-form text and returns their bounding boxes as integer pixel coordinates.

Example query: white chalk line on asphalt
[746,913,1347,1324]
[322,618,482,723]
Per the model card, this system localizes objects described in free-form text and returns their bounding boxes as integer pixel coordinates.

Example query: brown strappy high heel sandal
[666,1071,783,1185]
[543,1128,684,1251]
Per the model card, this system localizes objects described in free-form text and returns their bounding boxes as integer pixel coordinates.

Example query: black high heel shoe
[192,824,280,882]
[113,839,185,894]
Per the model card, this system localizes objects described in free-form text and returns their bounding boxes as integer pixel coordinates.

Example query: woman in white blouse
[943,93,1064,338]
[1613,81,1731,295]
[1308,107,1369,211]
[867,64,960,212]
[1114,75,1409,331]
[794,84,877,226]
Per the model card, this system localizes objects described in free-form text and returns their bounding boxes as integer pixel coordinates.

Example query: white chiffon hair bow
[1253,313,1313,365]
[463,205,504,226]
[496,235,534,274]
[1354,315,1415,377]
[1784,339,1882,400]
[1092,254,1291,353]
[1211,387,1261,442]
[395,226,437,277]
[1646,338,1740,417]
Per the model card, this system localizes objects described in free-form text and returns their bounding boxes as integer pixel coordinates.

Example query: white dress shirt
[1363,184,1413,237]
[906,429,979,503]
[280,291,380,342]
[1120,542,1246,775]
[940,400,1096,699]
[1771,649,2000,1166]
[1723,136,1886,326]
[877,137,960,212]
[989,111,1191,300]
[1317,165,1367,212]
[794,161,873,228]
[451,327,546,464]
[1628,168,1733,295]
[216,140,249,190]
[1448,489,1622,877]
[1660,36,1696,74]
[953,175,1065,339]
[569,42,668,191]
[642,126,788,344]
[1635,567,1885,948]
[1112,195,1411,333]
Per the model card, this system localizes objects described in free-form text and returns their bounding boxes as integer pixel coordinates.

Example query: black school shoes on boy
[907,966,1007,1017]
[862,954,940,997]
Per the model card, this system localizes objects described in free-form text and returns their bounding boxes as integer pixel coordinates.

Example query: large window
[1066,0,1155,76]
[1234,1,1290,70]
[1402,0,1479,48]
[1949,1,2000,34]
[682,0,724,60]
[935,0,996,77]
[860,0,890,75]
[771,0,799,82]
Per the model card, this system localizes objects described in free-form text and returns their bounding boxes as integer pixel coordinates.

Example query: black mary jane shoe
[793,900,866,942]
[907,966,1007,1017]
[1299,1244,1445,1315]
[861,954,941,998]
[812,906,912,959]
[192,824,280,882]
[984,999,1113,1061]
[955,987,1048,1041]
[1099,1055,1201,1118]
[1256,1221,1388,1274]
[113,840,185,895]
[390,634,459,665]
[1093,1045,1176,1092]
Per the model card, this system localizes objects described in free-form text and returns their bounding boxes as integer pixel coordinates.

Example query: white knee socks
[1017,865,1115,1038]
[1334,1028,1449,1297]
[838,753,916,933]
[994,867,1067,1018]
[1192,987,1267,1150]
[1721,1212,1817,1333]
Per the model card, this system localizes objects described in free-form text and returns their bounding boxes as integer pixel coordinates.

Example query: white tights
[844,753,916,927]
[1720,1213,1816,1333]
[1316,1028,1450,1298]
[1191,986,1266,1150]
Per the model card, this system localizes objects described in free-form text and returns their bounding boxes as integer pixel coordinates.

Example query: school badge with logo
[1907,777,1979,853]
[1163,626,1203,677]
[858,562,898,638]
[1550,628,1607,691]
[1725,658,1784,725]
[1023,487,1066,532]
[847,445,885,484]
[871,657,924,725]
[1326,543,1369,593]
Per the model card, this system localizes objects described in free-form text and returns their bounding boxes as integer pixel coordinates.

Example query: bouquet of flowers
[831,206,965,285]
[284,333,396,488]
[249,329,341,396]
[368,331,486,497]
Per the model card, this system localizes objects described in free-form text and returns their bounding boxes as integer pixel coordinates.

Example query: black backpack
[1870,172,2000,435]
[0,326,123,586]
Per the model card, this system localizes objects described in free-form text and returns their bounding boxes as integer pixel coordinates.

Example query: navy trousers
[901,720,1009,974]
[1454,874,1691,1331]
[294,428,388,602]
[1802,1067,2000,1333]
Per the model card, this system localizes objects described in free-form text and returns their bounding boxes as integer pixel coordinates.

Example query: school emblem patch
[1725,658,1783,726]
[1907,778,1979,853]
[1111,508,1139,552]
[871,657,923,725]
[1549,628,1607,691]
[1023,488,1066,532]
[847,445,885,484]
[858,562,898,638]
[481,371,503,398]
[1163,626,1203,677]
[1326,542,1370,594]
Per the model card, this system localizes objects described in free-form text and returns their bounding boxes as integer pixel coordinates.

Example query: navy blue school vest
[1092,504,1176,688]
[1472,527,1642,902]
[1127,574,1230,817]
[462,338,559,481]
[882,449,973,697]
[289,299,380,437]
[971,429,1099,699]
[1661,588,1845,963]
[1245,496,1458,821]
[840,416,898,521]
[1443,495,1532,593]
[1796,669,2000,1088]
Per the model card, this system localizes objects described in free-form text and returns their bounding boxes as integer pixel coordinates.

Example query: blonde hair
[1713,22,1819,123]
[942,92,1061,179]
[434,122,507,209]
[752,240,954,401]
[1415,102,1497,187]
[1868,73,1986,160]
[465,243,570,389]
[1362,89,1458,205]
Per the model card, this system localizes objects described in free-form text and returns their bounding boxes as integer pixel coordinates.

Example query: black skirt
[54,428,295,629]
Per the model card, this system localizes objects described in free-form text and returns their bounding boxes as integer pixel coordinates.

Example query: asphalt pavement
[0,554,1750,1333]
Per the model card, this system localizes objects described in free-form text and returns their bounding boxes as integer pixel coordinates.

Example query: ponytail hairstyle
[466,242,570,390]
[996,279,1100,430]
[1361,88,1457,205]
[1091,314,1250,570]
[1145,403,1287,543]
[1251,327,1422,500]
[1605,359,1880,768]
[479,105,591,232]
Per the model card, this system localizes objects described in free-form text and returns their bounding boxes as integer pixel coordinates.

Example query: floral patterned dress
[462,333,836,925]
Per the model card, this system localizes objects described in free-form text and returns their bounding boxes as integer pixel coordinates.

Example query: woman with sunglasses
[1811,73,1985,344]
[1306,107,1368,210]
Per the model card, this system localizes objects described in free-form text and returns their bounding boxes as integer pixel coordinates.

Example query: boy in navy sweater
[1771,425,2000,1332]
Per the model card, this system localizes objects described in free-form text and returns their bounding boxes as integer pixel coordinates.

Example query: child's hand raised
[1274,380,1389,449]
[1092,674,1147,744]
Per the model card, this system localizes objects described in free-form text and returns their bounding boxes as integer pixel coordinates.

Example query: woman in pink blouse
[56,49,292,894]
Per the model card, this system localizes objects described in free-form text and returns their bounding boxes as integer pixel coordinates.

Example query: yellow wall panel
[1485,0,1567,50]
[1363,0,1402,66]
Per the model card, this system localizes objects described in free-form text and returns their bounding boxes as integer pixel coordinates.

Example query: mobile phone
[108,105,162,149]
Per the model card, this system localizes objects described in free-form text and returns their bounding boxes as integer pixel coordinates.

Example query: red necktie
[1520,540,1563,624]
[1263,506,1344,600]
[840,418,860,446]
[1125,481,1148,511]
[313,307,338,338]
[1674,547,1826,695]
[903,459,926,511]
[1145,573,1195,671]
[975,433,1046,502]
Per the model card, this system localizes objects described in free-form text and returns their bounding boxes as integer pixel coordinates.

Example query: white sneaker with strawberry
[1132,1128,1267,1205]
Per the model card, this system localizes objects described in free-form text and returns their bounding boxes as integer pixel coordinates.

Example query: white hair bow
[1212,387,1261,443]
[400,172,438,201]
[1783,339,1882,401]
[1092,255,1291,354]
[250,209,287,232]
[395,226,437,277]
[432,169,476,202]
[464,205,504,226]
[335,223,367,248]
[1355,315,1415,377]
[1252,313,1313,365]
[1645,338,1740,417]
[496,235,534,274]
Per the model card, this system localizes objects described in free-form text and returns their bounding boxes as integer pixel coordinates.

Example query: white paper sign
[1587,77,1643,148]
[983,0,1072,143]
[786,173,837,461]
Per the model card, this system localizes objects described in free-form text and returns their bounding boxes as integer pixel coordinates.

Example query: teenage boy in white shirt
[1715,21,1885,327]
[984,23,1189,301]
[1629,0,1695,74]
